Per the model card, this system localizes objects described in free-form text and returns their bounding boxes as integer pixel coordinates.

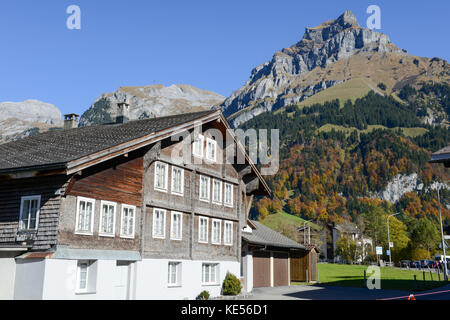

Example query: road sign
[387,250,391,256]
[389,242,394,248]
[376,246,383,255]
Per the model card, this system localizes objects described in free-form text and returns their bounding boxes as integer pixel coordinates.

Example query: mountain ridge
[221,10,450,127]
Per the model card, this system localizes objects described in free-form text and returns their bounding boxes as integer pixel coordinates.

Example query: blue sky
[0,0,449,115]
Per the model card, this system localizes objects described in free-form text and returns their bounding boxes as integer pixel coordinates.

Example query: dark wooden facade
[0,113,267,263]
[290,248,318,282]
[0,175,68,251]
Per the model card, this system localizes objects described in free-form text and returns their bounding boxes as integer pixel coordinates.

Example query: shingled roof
[0,110,215,173]
[243,220,306,250]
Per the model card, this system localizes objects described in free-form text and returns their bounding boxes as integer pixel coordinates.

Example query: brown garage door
[273,252,289,286]
[253,251,271,288]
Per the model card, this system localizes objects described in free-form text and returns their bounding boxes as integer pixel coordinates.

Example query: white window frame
[168,262,182,287]
[170,211,183,241]
[224,183,234,208]
[18,195,41,231]
[198,216,209,244]
[202,263,219,285]
[224,221,233,246]
[211,219,222,245]
[99,200,116,237]
[75,197,96,236]
[171,166,184,196]
[212,179,222,205]
[120,204,136,239]
[153,208,166,239]
[206,137,217,162]
[199,175,210,203]
[76,260,90,293]
[154,161,169,192]
[193,134,205,158]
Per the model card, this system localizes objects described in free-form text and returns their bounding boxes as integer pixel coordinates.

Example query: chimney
[63,114,79,129]
[117,100,130,124]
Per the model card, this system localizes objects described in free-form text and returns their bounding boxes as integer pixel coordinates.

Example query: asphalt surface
[244,284,450,300]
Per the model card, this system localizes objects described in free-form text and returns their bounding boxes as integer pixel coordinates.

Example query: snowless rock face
[0,100,62,125]
[221,10,405,127]
[371,173,449,203]
[375,173,419,203]
[0,100,63,144]
[79,84,225,127]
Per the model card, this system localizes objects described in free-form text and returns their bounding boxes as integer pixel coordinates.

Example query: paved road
[245,284,450,300]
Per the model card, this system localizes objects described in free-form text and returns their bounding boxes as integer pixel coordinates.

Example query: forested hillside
[242,82,450,261]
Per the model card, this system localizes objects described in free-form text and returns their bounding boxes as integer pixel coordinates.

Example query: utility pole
[437,186,448,280]
[387,212,400,267]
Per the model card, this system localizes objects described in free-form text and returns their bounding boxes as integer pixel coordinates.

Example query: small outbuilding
[241,220,318,292]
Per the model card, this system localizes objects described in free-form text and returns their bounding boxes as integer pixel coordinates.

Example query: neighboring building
[430,145,450,167]
[241,220,316,292]
[0,109,270,300]
[320,222,372,263]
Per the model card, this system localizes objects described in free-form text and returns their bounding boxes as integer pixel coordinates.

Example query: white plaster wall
[42,259,134,300]
[0,257,16,299]
[12,258,239,300]
[242,251,253,293]
[135,259,240,300]
[14,259,45,300]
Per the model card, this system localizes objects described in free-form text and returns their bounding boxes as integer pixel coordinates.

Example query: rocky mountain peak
[303,10,360,44]
[337,10,359,28]
[79,84,224,126]
[221,10,448,127]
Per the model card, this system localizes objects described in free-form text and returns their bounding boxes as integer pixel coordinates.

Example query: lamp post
[437,186,448,280]
[387,212,400,267]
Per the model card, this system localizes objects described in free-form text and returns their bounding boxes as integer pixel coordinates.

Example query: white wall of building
[135,259,240,300]
[242,251,253,293]
[10,258,239,300]
[14,259,46,300]
[42,259,133,300]
[0,254,18,300]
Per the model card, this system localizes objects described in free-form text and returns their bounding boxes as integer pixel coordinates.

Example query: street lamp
[387,212,400,267]
[437,186,448,280]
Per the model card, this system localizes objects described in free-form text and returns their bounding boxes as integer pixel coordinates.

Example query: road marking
[378,289,450,300]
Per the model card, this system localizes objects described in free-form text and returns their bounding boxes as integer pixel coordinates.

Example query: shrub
[222,272,242,296]
[197,290,210,300]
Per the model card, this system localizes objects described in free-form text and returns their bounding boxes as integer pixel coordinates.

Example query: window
[19,195,41,231]
[198,217,209,243]
[75,197,95,235]
[76,260,97,294]
[153,208,166,239]
[224,183,233,207]
[120,205,136,238]
[212,179,222,205]
[154,162,168,192]
[206,138,217,162]
[192,134,204,157]
[224,221,233,246]
[199,175,210,202]
[171,167,184,196]
[170,211,183,240]
[211,219,221,245]
[77,261,89,292]
[168,262,182,287]
[202,263,219,285]
[99,201,116,237]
